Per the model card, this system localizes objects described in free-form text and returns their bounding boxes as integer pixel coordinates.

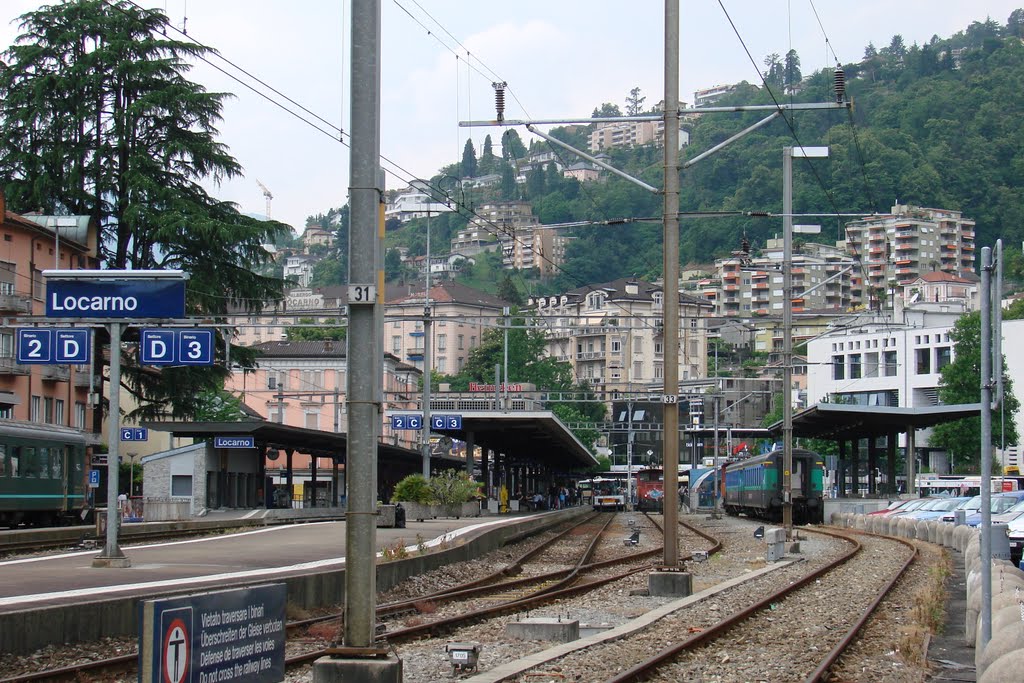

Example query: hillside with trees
[303,11,1024,297]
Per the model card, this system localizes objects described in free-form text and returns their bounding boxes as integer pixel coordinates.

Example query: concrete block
[648,570,692,597]
[977,621,1024,677]
[312,652,403,683]
[978,648,1024,683]
[505,617,580,643]
[375,505,396,528]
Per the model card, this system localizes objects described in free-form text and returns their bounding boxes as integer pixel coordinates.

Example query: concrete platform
[0,507,587,654]
[928,548,979,682]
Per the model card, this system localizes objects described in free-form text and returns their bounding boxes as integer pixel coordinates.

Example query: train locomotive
[723,448,824,524]
[0,420,89,527]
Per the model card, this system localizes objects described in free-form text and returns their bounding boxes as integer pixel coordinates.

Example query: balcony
[576,350,606,361]
[0,356,30,376]
[406,347,424,360]
[73,371,99,388]
[0,293,32,314]
[40,365,70,382]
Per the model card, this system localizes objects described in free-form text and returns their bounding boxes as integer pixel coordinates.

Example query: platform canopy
[424,410,599,471]
[766,403,983,441]
[141,420,428,464]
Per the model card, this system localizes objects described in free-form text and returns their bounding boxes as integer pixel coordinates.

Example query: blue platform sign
[431,414,463,430]
[390,414,423,430]
[214,436,256,449]
[121,427,148,442]
[88,469,100,488]
[46,279,186,318]
[16,328,91,364]
[140,329,215,366]
[139,583,286,683]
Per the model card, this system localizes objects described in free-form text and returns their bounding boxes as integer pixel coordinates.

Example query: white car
[1006,515,1024,565]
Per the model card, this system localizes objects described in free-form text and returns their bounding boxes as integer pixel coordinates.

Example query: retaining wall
[0,507,585,655]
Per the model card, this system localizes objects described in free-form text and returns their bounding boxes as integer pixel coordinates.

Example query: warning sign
[139,584,286,683]
[161,611,192,683]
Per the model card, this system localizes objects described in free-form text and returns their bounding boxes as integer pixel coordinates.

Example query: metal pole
[344,0,381,650]
[782,148,794,540]
[713,395,719,516]
[661,0,680,568]
[996,240,1005,454]
[503,306,510,412]
[422,208,432,478]
[980,245,994,649]
[93,321,127,567]
[627,399,634,512]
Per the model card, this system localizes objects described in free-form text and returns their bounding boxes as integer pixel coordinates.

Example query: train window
[38,447,50,479]
[9,447,18,477]
[23,446,39,478]
[0,444,5,477]
[51,448,62,479]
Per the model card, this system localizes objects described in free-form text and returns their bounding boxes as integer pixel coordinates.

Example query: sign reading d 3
[140,329,215,366]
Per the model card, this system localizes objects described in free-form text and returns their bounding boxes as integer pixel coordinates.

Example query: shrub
[428,469,482,505]
[391,474,432,504]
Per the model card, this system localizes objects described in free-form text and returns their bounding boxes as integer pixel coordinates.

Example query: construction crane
[256,179,273,219]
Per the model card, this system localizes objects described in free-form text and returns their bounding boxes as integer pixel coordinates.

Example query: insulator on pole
[492,81,507,122]
[834,65,846,104]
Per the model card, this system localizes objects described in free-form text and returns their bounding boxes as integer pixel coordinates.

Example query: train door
[792,457,805,499]
[58,446,69,513]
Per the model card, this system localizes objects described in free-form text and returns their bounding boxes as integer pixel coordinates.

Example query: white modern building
[806,320,957,470]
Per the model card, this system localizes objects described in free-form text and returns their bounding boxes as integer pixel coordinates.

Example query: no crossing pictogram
[163,617,190,683]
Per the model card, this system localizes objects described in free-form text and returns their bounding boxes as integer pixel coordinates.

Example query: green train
[0,420,89,527]
[723,448,824,524]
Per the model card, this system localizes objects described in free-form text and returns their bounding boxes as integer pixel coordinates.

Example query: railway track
[507,525,917,683]
[2,511,668,682]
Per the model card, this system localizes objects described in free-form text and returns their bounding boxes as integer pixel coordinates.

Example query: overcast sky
[1,1,1020,233]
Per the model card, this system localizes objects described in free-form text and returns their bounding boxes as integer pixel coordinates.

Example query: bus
[915,474,1020,497]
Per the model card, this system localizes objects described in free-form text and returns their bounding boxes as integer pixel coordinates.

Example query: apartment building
[283,254,319,287]
[588,121,690,153]
[703,240,859,317]
[527,278,712,396]
[386,281,510,377]
[384,179,455,224]
[844,204,976,294]
[900,271,978,311]
[301,224,335,250]
[221,340,422,464]
[0,194,100,435]
[693,84,737,107]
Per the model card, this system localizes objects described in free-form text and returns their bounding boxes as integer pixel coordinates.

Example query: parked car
[868,499,916,515]
[902,496,972,521]
[886,498,934,517]
[991,497,1024,525]
[1006,516,1024,565]
[962,492,1024,527]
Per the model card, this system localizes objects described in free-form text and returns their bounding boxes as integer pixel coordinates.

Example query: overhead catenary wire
[715,0,882,312]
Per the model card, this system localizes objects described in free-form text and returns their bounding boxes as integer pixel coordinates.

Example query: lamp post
[782,145,828,540]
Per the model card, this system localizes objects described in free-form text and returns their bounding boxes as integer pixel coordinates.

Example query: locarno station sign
[18,272,215,367]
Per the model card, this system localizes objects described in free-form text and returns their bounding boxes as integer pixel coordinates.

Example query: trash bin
[95,508,108,537]
[395,503,406,529]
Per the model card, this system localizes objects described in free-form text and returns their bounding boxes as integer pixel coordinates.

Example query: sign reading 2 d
[140,329,215,366]
[46,279,186,318]
[16,328,91,364]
